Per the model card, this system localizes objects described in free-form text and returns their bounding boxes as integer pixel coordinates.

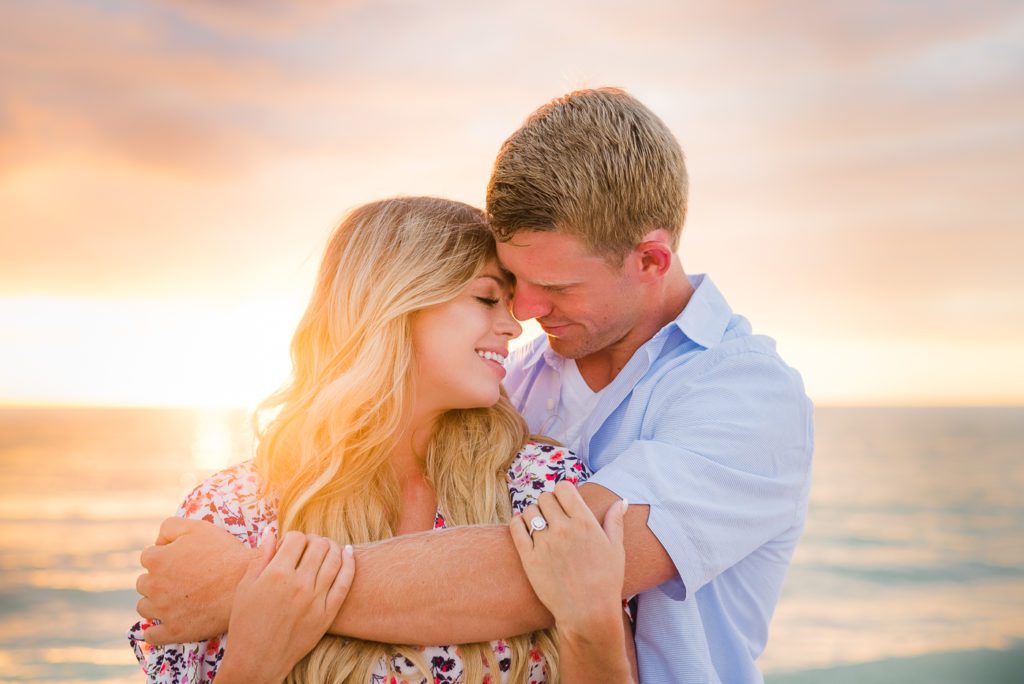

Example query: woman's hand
[510,481,635,683]
[511,480,627,628]
[215,530,356,684]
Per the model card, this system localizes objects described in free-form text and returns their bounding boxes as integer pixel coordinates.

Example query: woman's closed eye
[475,296,500,307]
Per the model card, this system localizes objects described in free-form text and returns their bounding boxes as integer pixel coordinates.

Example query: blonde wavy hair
[254,197,558,683]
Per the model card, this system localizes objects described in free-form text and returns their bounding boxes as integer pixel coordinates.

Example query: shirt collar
[516,333,553,371]
[667,274,733,349]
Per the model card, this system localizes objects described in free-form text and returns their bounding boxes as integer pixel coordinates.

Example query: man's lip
[540,322,571,335]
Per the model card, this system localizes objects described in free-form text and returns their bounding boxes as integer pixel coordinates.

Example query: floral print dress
[128,442,590,683]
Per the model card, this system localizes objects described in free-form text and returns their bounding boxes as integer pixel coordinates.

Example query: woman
[128,197,635,682]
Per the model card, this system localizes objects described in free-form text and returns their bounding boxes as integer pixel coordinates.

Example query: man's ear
[632,229,674,282]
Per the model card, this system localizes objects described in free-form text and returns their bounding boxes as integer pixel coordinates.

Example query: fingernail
[259,527,273,545]
[344,544,353,557]
[621,498,629,512]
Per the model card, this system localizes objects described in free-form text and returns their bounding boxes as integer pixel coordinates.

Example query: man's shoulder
[661,311,793,376]
[652,320,811,419]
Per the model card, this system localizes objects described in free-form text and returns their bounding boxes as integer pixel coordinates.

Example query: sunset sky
[2,0,1022,407]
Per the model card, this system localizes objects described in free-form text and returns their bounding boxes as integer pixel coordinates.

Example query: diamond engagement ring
[529,515,548,537]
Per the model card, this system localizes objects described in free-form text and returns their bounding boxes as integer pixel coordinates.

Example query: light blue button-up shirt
[505,274,814,684]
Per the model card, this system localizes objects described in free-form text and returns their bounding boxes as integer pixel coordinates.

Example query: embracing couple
[130,88,813,684]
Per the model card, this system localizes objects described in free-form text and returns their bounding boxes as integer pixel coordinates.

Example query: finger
[136,596,157,621]
[314,540,343,595]
[325,545,356,611]
[245,527,277,581]
[536,491,570,528]
[258,525,278,556]
[135,572,151,597]
[155,517,200,545]
[522,503,545,535]
[143,622,172,646]
[509,515,533,559]
[272,530,309,569]
[552,480,591,519]
[139,544,160,571]
[297,535,331,586]
[602,498,628,549]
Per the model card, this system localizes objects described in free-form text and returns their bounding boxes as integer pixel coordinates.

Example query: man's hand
[135,517,256,644]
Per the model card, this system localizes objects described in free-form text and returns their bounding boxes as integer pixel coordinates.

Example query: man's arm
[140,486,677,645]
[329,483,674,645]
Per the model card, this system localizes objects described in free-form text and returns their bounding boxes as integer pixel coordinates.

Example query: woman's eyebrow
[476,274,508,288]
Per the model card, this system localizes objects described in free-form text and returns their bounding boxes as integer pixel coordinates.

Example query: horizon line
[2,400,1023,411]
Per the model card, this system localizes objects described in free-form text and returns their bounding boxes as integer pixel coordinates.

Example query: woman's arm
[216,530,355,684]
[510,481,636,683]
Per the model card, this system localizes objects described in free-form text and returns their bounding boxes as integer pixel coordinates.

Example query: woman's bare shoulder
[506,441,591,513]
[177,460,274,546]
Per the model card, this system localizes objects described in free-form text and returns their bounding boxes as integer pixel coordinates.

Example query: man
[137,88,813,683]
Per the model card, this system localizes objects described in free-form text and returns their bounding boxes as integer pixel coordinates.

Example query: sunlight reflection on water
[191,409,238,473]
[0,407,254,681]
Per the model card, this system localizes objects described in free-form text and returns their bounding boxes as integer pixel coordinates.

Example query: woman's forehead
[477,260,512,287]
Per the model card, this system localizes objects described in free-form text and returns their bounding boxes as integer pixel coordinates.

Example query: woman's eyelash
[476,297,500,307]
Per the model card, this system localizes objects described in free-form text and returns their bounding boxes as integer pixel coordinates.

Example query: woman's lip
[480,356,507,378]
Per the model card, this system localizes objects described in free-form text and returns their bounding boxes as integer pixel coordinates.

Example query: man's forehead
[495,263,585,289]
[503,233,540,248]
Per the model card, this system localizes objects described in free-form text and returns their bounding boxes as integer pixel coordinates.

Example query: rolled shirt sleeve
[588,347,813,600]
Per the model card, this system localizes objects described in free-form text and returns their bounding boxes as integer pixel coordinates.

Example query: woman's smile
[476,348,508,379]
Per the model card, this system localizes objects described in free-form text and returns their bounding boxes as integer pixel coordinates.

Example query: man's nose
[511,284,551,322]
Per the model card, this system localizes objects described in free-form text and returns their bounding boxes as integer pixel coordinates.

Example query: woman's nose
[496,302,523,338]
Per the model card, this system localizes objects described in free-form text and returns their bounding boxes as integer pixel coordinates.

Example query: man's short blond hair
[486,87,688,261]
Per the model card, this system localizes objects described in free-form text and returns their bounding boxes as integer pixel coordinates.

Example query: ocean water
[0,406,1021,683]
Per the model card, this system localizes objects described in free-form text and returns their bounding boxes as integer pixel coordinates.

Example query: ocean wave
[766,645,1024,684]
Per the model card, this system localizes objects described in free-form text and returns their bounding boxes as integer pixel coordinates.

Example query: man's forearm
[329,525,555,644]
[327,486,677,645]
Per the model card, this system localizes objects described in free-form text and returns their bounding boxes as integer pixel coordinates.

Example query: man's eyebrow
[531,279,579,289]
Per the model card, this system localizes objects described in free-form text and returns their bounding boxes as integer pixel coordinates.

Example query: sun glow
[0,295,546,409]
[0,295,299,408]
[3,294,1019,408]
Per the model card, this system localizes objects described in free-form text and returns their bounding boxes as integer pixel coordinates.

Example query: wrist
[218,654,286,684]
[556,607,633,683]
[554,601,625,645]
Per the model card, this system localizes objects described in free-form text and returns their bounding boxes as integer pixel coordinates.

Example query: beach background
[1,406,1022,682]
[2,2,1022,682]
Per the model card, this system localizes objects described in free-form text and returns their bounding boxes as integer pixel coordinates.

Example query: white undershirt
[551,359,603,453]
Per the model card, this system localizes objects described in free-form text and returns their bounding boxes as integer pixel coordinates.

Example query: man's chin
[547,334,587,360]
